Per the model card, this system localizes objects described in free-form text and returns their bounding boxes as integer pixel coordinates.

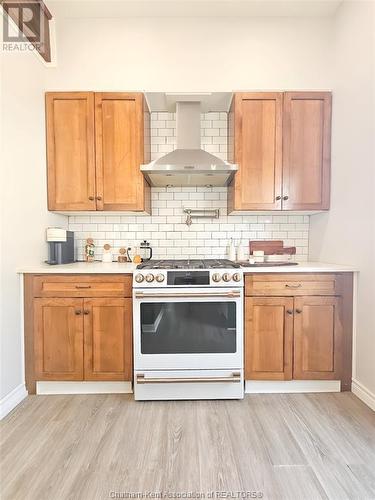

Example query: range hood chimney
[141,98,237,187]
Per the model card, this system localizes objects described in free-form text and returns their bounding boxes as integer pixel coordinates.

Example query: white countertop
[17,261,137,274]
[240,262,357,273]
[17,261,356,274]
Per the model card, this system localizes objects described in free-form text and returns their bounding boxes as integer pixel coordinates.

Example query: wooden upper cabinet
[228,91,331,213]
[293,296,342,380]
[228,93,283,212]
[83,298,132,381]
[95,93,151,212]
[34,298,84,380]
[46,91,151,213]
[283,92,331,210]
[46,92,96,211]
[245,296,293,380]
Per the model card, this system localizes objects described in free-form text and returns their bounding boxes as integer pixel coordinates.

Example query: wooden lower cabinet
[34,298,84,380]
[33,296,132,383]
[293,296,342,380]
[245,295,344,382]
[245,297,293,380]
[84,298,132,381]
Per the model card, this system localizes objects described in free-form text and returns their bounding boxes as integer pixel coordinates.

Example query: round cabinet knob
[283,195,289,201]
[145,273,154,283]
[134,273,144,283]
[232,273,241,282]
[212,273,221,282]
[155,274,165,283]
[222,273,231,282]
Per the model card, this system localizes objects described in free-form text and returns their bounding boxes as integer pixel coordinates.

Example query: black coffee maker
[46,228,75,265]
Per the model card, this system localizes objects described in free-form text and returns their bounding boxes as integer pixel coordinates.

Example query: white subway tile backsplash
[69,112,309,261]
[105,216,121,223]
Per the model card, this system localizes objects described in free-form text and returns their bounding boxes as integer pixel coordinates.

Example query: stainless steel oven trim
[135,291,241,299]
[136,372,241,384]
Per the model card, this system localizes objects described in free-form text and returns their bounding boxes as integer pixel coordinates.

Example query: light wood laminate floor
[1,393,375,500]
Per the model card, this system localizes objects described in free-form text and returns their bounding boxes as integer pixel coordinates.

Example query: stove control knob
[212,273,221,282]
[134,273,144,283]
[222,273,231,282]
[155,273,165,283]
[232,273,241,282]
[145,273,154,283]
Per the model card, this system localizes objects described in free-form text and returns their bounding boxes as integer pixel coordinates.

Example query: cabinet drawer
[33,275,132,297]
[245,274,337,296]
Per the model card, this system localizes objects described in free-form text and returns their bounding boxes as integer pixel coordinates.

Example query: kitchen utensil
[84,237,95,262]
[118,247,128,263]
[228,238,236,261]
[240,261,299,267]
[253,250,265,263]
[102,243,113,263]
[133,245,142,264]
[140,240,153,261]
[237,240,245,261]
[249,240,283,255]
[249,240,296,255]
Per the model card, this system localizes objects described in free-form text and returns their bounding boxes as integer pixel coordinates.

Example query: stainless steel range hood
[141,99,237,187]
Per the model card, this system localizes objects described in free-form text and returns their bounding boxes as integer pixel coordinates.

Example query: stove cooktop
[136,259,241,270]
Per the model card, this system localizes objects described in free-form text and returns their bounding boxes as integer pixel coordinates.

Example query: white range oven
[132,259,244,400]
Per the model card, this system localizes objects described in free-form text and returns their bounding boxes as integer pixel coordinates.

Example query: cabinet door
[46,92,96,211]
[95,93,150,212]
[293,296,342,379]
[245,297,294,380]
[228,93,283,212]
[83,298,132,381]
[34,298,84,380]
[283,92,331,210]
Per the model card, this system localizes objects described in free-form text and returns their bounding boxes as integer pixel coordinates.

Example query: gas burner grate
[136,259,240,270]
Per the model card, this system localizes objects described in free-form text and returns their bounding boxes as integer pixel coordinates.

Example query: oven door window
[140,301,236,354]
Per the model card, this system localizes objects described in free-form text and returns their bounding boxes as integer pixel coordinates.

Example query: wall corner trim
[352,379,375,411]
[0,384,28,420]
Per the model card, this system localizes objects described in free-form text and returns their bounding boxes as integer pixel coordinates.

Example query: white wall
[0,42,66,403]
[309,1,375,395]
[46,16,333,90]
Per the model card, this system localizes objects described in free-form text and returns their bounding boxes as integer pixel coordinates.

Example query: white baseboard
[352,379,375,411]
[0,384,28,420]
[36,381,133,395]
[245,380,341,393]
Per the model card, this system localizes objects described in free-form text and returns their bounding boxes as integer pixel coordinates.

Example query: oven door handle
[134,291,241,299]
[136,372,242,384]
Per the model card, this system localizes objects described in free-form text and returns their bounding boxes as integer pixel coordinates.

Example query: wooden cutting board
[249,240,296,255]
